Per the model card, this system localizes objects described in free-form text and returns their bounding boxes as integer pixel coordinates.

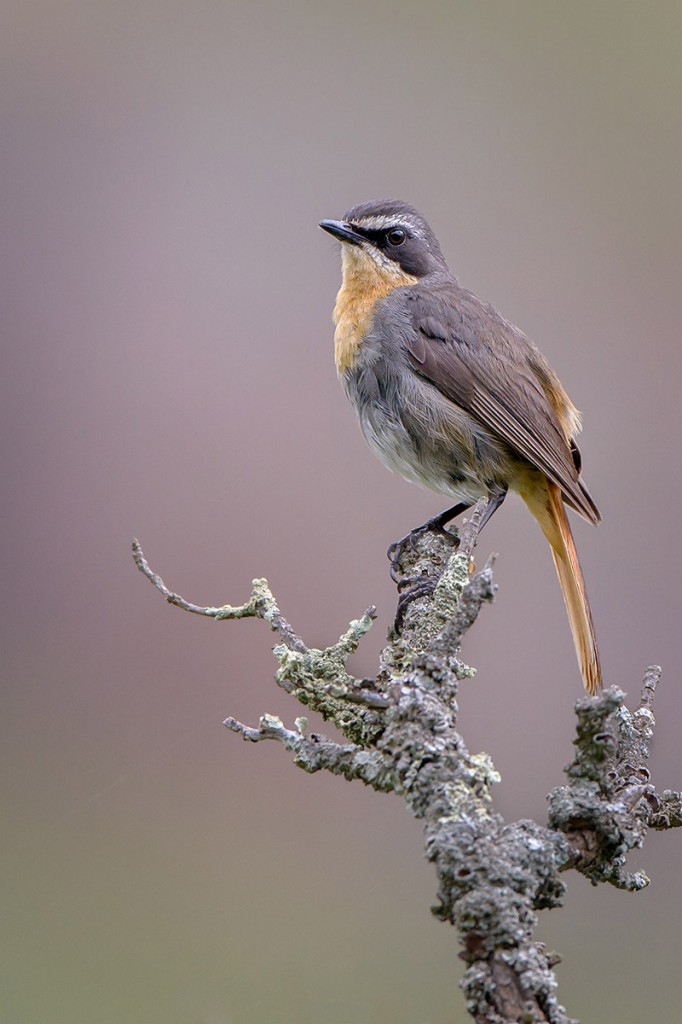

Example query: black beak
[319,219,366,246]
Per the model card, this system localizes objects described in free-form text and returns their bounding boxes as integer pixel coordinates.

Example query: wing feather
[401,285,600,524]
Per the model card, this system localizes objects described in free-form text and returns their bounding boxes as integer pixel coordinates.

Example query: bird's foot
[393,575,438,631]
[387,518,459,584]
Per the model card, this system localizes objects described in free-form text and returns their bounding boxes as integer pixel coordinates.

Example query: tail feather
[524,480,602,694]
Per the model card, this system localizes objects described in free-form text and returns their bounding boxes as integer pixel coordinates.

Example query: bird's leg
[387,501,471,584]
[477,484,507,531]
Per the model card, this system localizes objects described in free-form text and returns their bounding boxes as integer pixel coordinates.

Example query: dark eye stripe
[349,224,411,247]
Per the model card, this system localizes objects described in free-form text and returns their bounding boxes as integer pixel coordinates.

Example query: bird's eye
[386,228,406,246]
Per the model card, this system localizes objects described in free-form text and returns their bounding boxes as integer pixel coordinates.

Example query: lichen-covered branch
[133,503,680,1024]
[548,667,680,891]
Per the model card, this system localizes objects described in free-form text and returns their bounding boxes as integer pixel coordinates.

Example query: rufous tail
[523,479,602,694]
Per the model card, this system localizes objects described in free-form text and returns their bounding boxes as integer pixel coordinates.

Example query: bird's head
[320,199,448,285]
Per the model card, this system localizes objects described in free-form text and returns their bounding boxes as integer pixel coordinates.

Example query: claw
[393,575,438,631]
[387,517,459,584]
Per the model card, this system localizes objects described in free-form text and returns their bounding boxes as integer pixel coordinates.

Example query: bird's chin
[341,242,412,283]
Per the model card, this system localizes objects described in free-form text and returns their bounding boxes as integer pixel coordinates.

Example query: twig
[458,496,490,561]
[132,538,307,651]
[134,539,387,742]
[132,538,221,617]
[224,713,303,749]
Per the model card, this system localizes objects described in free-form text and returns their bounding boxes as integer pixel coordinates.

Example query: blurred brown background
[2,3,681,1022]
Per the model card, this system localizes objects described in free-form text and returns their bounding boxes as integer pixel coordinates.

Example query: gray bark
[133,503,681,1023]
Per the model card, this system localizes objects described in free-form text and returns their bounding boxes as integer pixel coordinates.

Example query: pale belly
[354,393,491,506]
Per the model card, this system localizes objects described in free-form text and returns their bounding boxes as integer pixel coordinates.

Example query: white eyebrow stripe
[352,214,425,236]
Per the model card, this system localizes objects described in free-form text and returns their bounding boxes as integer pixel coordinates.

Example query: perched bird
[320,199,602,693]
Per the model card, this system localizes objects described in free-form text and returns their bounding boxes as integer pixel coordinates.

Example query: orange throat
[332,248,417,375]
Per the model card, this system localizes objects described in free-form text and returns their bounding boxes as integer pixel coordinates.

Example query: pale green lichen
[273,640,383,746]
[432,552,472,620]
[470,752,502,789]
[213,581,382,745]
[441,779,495,822]
[212,577,276,620]
[393,551,475,656]
[326,610,376,659]
[438,753,500,821]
